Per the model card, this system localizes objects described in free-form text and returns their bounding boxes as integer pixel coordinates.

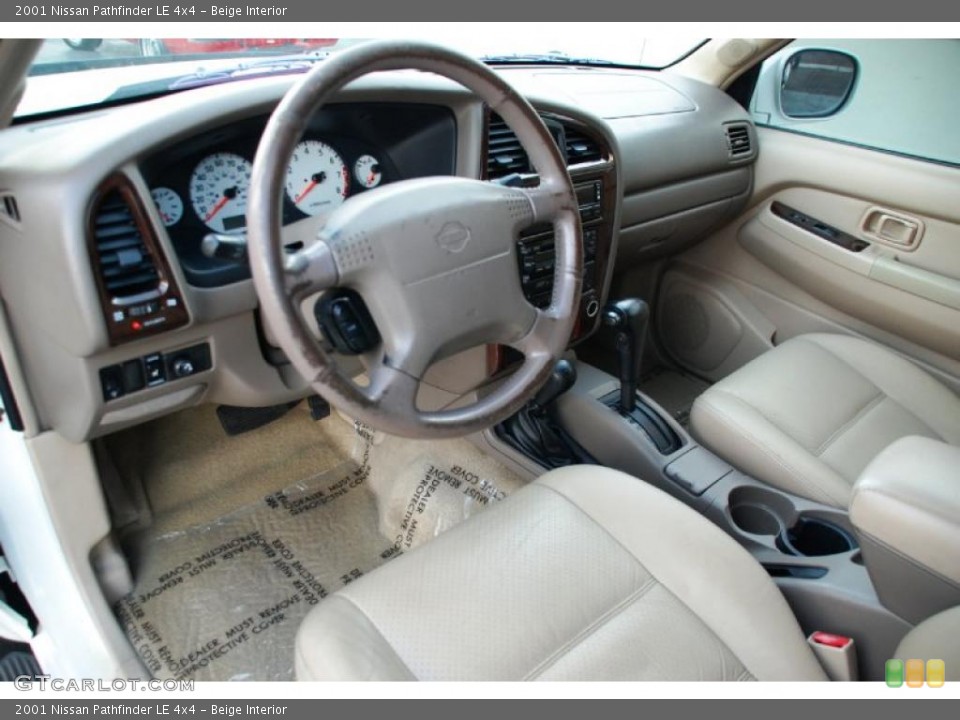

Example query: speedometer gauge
[189,152,252,233]
[285,140,349,217]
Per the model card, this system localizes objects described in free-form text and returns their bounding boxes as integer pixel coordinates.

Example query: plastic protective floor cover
[114,413,524,681]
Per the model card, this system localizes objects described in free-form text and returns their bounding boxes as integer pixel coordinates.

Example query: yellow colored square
[906,659,925,687]
[926,659,945,688]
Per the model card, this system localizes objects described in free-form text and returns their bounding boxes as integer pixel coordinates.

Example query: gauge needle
[294,180,318,204]
[204,187,237,223]
[295,172,326,204]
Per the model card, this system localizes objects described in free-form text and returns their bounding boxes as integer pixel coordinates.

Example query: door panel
[661,128,960,389]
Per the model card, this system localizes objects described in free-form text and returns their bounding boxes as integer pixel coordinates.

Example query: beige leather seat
[896,607,960,680]
[690,334,960,508]
[295,466,826,681]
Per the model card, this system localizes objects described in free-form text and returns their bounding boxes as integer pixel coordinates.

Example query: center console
[850,437,960,624]
[486,112,618,375]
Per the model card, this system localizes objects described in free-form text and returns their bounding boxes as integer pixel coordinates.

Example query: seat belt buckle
[808,631,858,681]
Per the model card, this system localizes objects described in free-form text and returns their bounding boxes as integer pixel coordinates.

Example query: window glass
[751,39,960,166]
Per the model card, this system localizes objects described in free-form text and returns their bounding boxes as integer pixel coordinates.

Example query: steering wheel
[247,40,582,439]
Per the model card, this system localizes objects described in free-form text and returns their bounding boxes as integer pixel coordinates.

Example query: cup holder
[728,485,857,557]
[730,503,781,536]
[776,517,858,557]
[728,486,794,537]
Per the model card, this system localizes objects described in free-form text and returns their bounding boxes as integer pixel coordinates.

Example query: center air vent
[725,123,753,158]
[487,115,532,179]
[92,190,162,300]
[564,127,603,165]
[486,114,606,179]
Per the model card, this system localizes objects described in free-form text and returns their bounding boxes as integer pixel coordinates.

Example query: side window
[751,39,960,166]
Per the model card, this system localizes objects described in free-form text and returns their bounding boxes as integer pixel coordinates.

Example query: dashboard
[0,67,757,443]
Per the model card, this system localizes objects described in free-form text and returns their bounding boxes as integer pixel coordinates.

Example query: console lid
[850,436,960,624]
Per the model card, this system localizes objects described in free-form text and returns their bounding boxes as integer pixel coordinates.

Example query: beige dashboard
[0,66,756,442]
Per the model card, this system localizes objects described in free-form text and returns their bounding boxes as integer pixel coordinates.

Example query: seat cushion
[295,465,826,681]
[690,334,960,507]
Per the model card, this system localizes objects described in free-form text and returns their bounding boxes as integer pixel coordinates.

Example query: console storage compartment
[850,436,960,624]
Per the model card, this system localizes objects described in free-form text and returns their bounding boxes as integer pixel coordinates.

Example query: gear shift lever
[602,298,649,414]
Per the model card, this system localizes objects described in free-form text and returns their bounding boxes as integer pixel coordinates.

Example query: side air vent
[564,127,603,165]
[92,191,162,299]
[88,176,189,345]
[487,115,531,179]
[0,193,21,225]
[725,123,753,158]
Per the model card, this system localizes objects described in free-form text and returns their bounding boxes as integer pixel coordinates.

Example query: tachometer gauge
[285,140,349,217]
[150,186,183,227]
[354,155,382,189]
[189,152,253,233]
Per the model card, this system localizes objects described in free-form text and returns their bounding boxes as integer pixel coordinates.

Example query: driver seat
[294,466,827,681]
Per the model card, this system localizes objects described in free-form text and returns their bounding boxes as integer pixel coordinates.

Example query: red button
[131,320,143,331]
[811,631,851,648]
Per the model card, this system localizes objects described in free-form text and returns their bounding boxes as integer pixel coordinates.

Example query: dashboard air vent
[725,123,753,158]
[0,193,21,224]
[564,127,603,164]
[92,191,161,299]
[487,115,531,179]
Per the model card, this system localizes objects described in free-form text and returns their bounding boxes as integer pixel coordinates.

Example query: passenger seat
[689,334,960,507]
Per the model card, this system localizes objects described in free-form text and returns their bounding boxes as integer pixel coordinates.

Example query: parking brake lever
[602,298,649,414]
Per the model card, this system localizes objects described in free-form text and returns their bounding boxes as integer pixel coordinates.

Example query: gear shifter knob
[603,298,650,414]
[531,359,577,413]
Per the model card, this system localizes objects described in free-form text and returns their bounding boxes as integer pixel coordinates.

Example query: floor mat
[114,412,523,681]
[638,368,710,428]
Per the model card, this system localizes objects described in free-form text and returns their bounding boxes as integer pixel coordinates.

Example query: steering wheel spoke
[283,238,339,299]
[505,308,556,361]
[522,182,571,224]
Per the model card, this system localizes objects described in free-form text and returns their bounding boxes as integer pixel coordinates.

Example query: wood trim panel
[86,174,189,345]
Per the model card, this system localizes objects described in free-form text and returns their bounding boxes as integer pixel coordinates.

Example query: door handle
[860,207,923,250]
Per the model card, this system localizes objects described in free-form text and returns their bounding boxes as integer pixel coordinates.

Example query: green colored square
[886,659,904,687]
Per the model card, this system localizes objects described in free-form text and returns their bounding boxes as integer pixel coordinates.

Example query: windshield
[18,36,706,118]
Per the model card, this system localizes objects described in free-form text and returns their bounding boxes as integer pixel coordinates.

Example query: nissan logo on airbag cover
[435,222,471,253]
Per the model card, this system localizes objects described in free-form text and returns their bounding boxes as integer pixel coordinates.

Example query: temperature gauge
[150,186,183,227]
[354,155,382,189]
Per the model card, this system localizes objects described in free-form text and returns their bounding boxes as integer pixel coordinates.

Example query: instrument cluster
[140,103,456,288]
[151,142,386,236]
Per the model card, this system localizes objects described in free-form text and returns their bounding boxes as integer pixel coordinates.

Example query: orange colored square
[906,659,924,687]
[926,660,945,688]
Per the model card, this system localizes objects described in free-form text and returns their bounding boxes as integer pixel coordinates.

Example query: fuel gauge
[150,186,183,227]
[354,155,382,189]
